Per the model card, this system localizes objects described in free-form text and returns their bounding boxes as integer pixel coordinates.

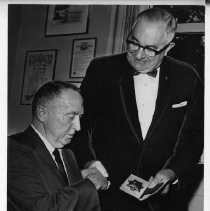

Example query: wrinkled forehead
[133,17,168,32]
[131,19,169,45]
[61,89,83,107]
[48,89,83,111]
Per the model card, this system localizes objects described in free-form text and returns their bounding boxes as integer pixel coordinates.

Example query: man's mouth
[134,58,148,64]
[66,133,75,140]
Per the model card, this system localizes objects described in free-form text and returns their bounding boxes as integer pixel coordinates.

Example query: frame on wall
[70,38,96,78]
[20,49,57,105]
[45,5,89,36]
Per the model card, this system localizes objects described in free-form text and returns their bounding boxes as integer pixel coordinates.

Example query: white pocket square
[172,101,187,108]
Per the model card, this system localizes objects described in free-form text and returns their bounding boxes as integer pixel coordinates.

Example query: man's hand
[81,167,109,190]
[81,167,98,178]
[140,169,177,201]
[84,160,109,178]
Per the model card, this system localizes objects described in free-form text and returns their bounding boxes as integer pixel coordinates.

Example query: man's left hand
[84,160,109,178]
[81,167,110,190]
[141,169,177,200]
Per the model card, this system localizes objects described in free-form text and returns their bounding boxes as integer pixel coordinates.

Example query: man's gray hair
[135,7,177,36]
[32,81,80,119]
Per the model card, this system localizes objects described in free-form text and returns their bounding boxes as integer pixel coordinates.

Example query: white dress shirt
[134,68,160,140]
[31,124,69,183]
[134,70,179,183]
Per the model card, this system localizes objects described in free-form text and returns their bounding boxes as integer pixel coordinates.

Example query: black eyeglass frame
[126,39,173,56]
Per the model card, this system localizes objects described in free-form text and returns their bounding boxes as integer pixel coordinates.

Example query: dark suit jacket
[8,126,101,211]
[71,53,203,210]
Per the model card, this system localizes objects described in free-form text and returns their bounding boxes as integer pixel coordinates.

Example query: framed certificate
[70,38,96,78]
[20,49,57,105]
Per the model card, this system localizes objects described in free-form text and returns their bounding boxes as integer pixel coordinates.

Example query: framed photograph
[70,38,96,78]
[20,49,57,105]
[45,5,89,36]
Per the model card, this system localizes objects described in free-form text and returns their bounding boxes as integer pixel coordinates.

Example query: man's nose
[72,115,81,132]
[135,47,146,59]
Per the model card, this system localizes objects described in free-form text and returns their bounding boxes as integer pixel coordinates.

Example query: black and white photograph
[3,0,209,210]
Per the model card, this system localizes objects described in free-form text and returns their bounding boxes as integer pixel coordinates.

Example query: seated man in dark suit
[8,81,108,211]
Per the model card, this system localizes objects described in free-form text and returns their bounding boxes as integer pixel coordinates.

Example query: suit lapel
[24,126,64,185]
[118,56,175,143]
[24,127,82,186]
[118,55,143,145]
[145,57,174,140]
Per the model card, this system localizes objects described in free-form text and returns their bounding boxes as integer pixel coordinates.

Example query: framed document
[45,5,89,36]
[70,38,96,78]
[20,49,57,105]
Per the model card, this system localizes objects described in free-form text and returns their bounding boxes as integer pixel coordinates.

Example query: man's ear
[164,42,175,56]
[36,105,46,122]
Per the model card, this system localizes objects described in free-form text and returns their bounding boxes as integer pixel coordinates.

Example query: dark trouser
[99,188,181,211]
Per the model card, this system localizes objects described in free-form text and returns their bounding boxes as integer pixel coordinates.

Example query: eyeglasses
[126,39,172,57]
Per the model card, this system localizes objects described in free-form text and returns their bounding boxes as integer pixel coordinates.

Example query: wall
[8,5,22,105]
[8,4,113,135]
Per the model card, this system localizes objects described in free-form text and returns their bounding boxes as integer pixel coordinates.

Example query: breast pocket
[171,101,188,109]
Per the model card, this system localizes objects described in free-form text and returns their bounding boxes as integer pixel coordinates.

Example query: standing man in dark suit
[71,7,204,211]
[8,81,109,211]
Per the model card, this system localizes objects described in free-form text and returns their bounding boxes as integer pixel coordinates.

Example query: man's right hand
[82,167,109,190]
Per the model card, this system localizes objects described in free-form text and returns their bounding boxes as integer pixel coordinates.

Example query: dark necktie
[133,68,158,77]
[53,149,69,185]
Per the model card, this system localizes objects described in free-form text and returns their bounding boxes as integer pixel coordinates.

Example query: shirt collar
[134,67,160,80]
[31,124,55,155]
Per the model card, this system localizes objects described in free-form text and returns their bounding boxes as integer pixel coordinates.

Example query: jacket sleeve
[70,60,98,167]
[7,138,100,211]
[164,75,204,187]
